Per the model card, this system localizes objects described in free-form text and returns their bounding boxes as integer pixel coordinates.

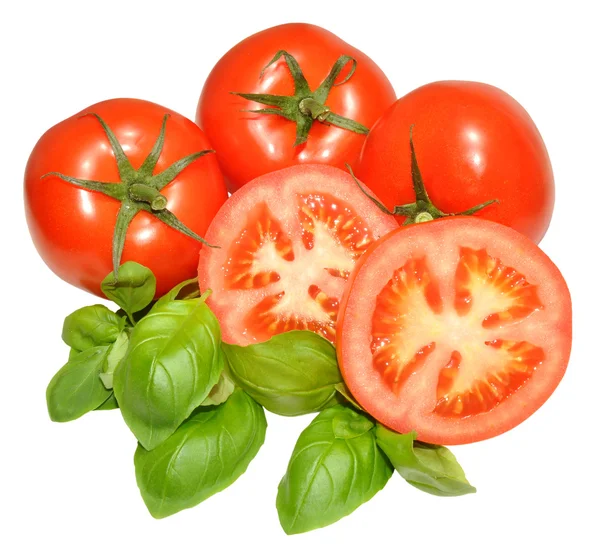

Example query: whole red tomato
[196,23,396,192]
[355,81,554,243]
[25,98,228,297]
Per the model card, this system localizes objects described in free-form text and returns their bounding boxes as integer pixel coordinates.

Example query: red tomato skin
[355,81,554,244]
[24,98,228,298]
[196,23,396,192]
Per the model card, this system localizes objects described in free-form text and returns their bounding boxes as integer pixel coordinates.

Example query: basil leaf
[62,305,125,352]
[375,426,475,496]
[223,331,342,416]
[114,298,223,450]
[154,278,201,310]
[277,405,393,534]
[47,346,112,422]
[134,389,266,518]
[334,382,364,411]
[99,330,130,389]
[101,261,156,318]
[96,392,119,410]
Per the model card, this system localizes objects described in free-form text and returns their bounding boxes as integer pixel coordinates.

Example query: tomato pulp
[25,98,228,297]
[197,164,398,345]
[338,218,571,444]
[355,81,554,243]
[196,23,396,192]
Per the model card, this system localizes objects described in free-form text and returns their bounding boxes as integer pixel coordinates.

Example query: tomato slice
[338,217,571,444]
[197,164,398,345]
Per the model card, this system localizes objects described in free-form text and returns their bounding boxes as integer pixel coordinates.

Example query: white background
[2,1,598,555]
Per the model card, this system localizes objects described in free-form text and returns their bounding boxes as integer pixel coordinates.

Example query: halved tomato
[338,217,571,445]
[197,164,398,345]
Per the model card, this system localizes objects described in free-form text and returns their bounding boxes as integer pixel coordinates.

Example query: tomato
[338,217,571,445]
[196,23,396,192]
[197,164,398,345]
[25,98,228,298]
[355,81,554,244]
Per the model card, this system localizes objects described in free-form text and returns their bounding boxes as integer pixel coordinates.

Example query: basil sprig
[223,330,343,416]
[46,262,477,532]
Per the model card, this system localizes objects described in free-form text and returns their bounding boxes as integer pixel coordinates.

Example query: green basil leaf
[62,305,125,352]
[68,347,80,360]
[223,331,342,416]
[101,261,156,317]
[277,405,393,534]
[114,298,223,450]
[154,278,201,310]
[334,382,364,411]
[47,346,112,422]
[99,330,130,389]
[95,392,119,410]
[134,389,266,518]
[375,426,476,496]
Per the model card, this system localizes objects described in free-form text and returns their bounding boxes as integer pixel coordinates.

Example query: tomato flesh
[198,164,398,345]
[338,217,571,444]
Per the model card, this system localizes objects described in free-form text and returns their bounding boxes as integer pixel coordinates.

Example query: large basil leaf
[47,346,112,422]
[277,405,393,534]
[134,389,266,518]
[101,261,156,319]
[62,305,125,352]
[223,331,342,416]
[113,298,222,450]
[375,426,475,496]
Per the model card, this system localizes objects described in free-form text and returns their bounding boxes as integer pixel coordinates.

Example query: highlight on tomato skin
[197,163,399,346]
[337,217,572,445]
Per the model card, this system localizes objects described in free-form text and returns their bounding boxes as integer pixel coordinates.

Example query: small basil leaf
[375,426,476,497]
[154,278,201,310]
[277,405,393,534]
[134,389,266,518]
[101,261,156,317]
[95,392,119,410]
[47,346,112,422]
[68,348,81,361]
[99,330,130,389]
[223,331,342,416]
[62,305,125,351]
[114,298,223,450]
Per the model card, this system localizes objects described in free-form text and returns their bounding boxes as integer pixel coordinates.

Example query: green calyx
[232,50,369,146]
[42,113,218,280]
[349,125,499,224]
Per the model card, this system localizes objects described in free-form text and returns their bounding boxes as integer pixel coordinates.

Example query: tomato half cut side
[197,164,398,345]
[337,217,571,445]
